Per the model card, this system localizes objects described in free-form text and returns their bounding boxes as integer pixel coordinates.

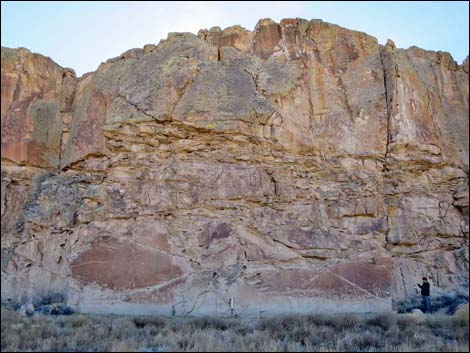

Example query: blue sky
[2,1,469,76]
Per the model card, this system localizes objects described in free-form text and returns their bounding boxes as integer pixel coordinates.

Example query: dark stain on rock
[70,237,183,290]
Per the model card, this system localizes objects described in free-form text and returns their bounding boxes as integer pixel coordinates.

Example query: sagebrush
[1,308,468,352]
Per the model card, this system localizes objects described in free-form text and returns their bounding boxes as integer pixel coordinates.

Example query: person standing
[418,277,431,313]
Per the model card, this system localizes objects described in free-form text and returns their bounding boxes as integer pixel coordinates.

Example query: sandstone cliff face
[1,18,468,316]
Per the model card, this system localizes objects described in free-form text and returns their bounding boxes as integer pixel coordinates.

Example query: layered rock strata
[1,18,468,316]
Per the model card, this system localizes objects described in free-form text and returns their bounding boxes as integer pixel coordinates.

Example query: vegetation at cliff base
[1,308,468,352]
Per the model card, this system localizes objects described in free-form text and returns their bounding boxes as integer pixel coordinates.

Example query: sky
[2,1,469,76]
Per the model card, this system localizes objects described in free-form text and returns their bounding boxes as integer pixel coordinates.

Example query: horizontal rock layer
[1,18,468,316]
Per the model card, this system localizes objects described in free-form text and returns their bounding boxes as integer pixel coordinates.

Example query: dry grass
[1,308,468,352]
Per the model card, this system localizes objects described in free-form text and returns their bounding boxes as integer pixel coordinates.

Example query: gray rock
[50,304,74,316]
[18,303,35,316]
[37,304,53,315]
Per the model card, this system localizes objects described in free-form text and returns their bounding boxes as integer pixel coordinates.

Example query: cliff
[1,18,468,316]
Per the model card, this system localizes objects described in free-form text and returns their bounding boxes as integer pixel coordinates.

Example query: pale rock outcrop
[1,47,76,169]
[1,18,468,316]
[381,40,469,300]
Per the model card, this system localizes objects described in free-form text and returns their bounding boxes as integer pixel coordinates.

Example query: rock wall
[1,18,468,316]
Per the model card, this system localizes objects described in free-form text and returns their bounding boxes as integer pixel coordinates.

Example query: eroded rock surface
[1,18,468,316]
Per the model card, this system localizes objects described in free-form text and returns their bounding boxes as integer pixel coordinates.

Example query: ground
[1,308,468,352]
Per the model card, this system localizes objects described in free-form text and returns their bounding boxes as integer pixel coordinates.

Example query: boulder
[18,303,35,317]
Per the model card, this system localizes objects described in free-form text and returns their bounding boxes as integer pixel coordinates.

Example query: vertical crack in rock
[242,68,260,95]
[379,44,391,168]
[379,41,397,249]
[271,175,278,196]
[337,75,355,124]
[380,39,400,168]
[58,128,64,169]
[58,69,77,169]
[302,56,315,135]
[169,67,201,118]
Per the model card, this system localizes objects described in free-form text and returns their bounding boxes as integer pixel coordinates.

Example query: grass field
[1,308,468,352]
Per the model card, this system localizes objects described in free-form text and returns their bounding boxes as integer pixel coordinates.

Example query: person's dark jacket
[418,282,430,296]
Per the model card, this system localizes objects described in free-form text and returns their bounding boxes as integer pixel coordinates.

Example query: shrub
[189,316,230,331]
[453,303,469,324]
[364,311,396,331]
[133,316,166,329]
[396,293,469,315]
[341,331,384,351]
[1,308,468,352]
[396,314,418,330]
